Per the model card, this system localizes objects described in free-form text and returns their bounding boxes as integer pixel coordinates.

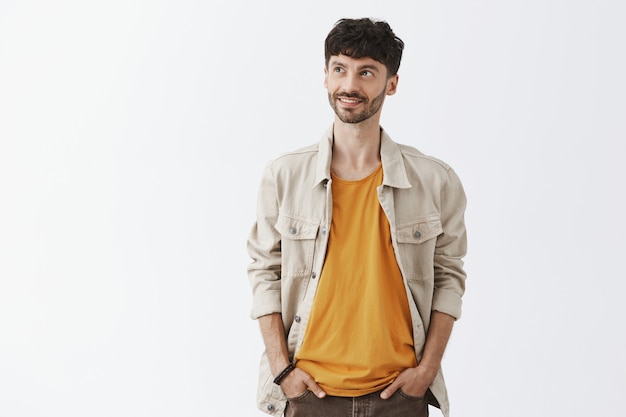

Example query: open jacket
[247,126,468,417]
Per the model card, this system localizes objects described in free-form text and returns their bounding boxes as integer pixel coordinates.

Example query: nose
[341,72,360,93]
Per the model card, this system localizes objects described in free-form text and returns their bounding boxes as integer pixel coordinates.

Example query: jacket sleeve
[432,167,468,320]
[247,162,283,320]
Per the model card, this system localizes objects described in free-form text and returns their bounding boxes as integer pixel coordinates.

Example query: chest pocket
[275,215,319,277]
[396,216,443,281]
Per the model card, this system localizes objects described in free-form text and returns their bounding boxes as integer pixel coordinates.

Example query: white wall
[1,1,624,415]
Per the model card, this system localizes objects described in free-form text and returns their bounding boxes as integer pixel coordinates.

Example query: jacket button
[414,231,422,239]
[294,316,301,323]
[289,227,297,235]
[267,404,275,411]
[311,272,317,279]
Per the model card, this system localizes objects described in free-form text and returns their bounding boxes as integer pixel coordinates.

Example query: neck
[331,118,382,180]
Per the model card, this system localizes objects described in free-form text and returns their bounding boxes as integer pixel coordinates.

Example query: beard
[328,87,387,124]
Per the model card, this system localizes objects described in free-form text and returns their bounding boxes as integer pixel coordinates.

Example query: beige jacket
[247,126,467,417]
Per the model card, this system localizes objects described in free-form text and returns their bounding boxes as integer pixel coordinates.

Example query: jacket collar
[314,125,412,189]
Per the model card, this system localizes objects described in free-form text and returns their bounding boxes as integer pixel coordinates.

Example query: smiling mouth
[337,96,364,105]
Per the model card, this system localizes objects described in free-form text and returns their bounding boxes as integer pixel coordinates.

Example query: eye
[361,70,373,77]
[333,67,345,73]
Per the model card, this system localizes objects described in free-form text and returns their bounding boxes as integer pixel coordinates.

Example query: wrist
[273,363,296,385]
[416,361,440,379]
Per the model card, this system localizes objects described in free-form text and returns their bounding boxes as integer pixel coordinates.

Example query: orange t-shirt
[295,164,417,396]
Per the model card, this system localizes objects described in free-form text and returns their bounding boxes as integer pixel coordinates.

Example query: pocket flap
[275,215,319,240]
[396,217,443,244]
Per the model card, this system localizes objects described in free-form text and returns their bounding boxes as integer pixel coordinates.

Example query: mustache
[334,92,367,101]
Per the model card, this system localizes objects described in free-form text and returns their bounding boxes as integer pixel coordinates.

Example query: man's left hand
[379,366,437,400]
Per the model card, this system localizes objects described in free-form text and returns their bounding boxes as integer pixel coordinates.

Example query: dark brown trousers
[284,389,429,417]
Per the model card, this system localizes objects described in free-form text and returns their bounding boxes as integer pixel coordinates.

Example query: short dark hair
[324,18,405,77]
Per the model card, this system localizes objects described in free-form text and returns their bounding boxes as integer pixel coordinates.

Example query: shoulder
[263,143,320,177]
[267,143,319,167]
[396,142,452,173]
[385,137,464,191]
[267,125,333,170]
[381,129,453,174]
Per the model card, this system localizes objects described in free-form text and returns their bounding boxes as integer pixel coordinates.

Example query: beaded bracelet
[273,363,296,385]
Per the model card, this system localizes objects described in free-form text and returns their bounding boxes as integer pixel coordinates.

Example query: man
[247,17,467,417]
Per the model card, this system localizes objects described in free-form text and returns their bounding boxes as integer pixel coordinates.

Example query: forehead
[328,54,385,70]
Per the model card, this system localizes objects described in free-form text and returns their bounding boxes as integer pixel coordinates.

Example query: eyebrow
[357,64,380,73]
[329,60,381,73]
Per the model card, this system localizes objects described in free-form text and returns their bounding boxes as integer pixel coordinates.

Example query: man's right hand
[280,367,326,399]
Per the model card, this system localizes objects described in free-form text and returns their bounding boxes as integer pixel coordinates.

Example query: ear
[323,66,329,88]
[386,74,399,96]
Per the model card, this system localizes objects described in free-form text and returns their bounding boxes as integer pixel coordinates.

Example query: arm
[407,166,466,388]
[432,167,468,319]
[258,313,291,378]
[418,311,455,375]
[248,164,324,398]
[381,168,467,399]
[258,313,326,398]
[380,311,455,399]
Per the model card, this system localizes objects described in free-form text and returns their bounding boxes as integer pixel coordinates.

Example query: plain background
[1,1,625,416]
